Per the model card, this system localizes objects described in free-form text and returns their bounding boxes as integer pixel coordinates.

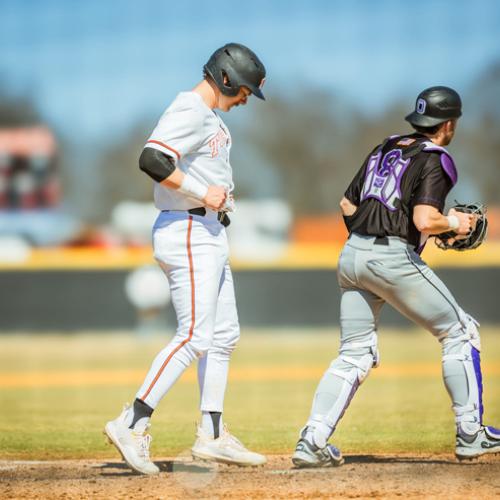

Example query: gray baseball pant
[306,233,483,447]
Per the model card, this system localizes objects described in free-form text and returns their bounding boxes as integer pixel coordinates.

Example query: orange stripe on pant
[140,216,195,402]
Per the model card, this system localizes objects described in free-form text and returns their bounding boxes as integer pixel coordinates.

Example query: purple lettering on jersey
[423,142,458,186]
[361,148,410,211]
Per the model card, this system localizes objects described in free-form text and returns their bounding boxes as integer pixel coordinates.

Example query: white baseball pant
[136,210,240,412]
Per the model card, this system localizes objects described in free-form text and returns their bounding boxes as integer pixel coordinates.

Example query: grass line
[1,363,499,388]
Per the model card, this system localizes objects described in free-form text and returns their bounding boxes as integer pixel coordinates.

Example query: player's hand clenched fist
[449,208,474,236]
[203,186,227,211]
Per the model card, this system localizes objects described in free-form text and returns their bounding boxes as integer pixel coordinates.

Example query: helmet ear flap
[218,67,240,97]
[220,70,232,90]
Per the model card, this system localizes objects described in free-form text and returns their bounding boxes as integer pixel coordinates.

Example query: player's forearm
[417,215,453,235]
[340,197,357,216]
[413,205,457,234]
[159,168,184,190]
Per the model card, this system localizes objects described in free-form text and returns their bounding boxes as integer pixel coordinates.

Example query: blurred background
[1,0,500,330]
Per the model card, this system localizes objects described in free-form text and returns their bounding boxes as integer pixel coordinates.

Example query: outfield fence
[1,266,499,330]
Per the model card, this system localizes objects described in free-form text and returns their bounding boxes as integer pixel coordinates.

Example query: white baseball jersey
[144,91,234,211]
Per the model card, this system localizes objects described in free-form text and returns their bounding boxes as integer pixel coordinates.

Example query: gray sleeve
[139,147,176,183]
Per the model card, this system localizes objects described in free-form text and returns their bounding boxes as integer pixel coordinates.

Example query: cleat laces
[220,426,246,451]
[132,425,153,460]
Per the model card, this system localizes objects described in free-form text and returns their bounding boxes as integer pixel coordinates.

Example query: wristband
[178,174,208,201]
[446,215,459,231]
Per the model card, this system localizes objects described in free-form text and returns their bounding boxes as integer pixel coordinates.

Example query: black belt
[348,234,390,245]
[188,207,231,227]
[161,208,230,227]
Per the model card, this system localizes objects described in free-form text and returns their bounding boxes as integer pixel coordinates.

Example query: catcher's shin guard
[308,333,379,444]
[442,313,483,436]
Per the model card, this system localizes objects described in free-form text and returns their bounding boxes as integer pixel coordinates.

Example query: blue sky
[1,0,499,146]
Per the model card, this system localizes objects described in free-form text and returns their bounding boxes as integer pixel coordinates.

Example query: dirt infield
[1,453,499,499]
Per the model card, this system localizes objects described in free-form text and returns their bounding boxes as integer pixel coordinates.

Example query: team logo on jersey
[361,148,411,211]
[416,98,427,114]
[209,127,230,158]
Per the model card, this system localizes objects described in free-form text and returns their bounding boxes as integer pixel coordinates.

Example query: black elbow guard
[139,147,176,183]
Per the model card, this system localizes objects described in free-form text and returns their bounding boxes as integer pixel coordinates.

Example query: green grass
[0,327,499,459]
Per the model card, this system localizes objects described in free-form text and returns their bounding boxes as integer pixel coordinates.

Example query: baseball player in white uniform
[104,43,267,474]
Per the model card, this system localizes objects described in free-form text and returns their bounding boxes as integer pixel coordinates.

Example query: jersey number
[361,148,410,211]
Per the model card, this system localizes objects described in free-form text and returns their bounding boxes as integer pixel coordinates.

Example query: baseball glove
[434,202,488,251]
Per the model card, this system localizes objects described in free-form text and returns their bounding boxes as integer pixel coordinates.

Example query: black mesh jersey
[343,133,458,251]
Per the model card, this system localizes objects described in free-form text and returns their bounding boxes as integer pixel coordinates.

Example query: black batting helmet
[405,86,462,127]
[203,43,266,100]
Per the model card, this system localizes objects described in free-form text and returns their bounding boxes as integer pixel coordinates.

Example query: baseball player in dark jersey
[292,86,500,467]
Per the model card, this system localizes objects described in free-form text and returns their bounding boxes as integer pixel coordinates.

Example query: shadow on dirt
[95,460,214,476]
[344,455,476,466]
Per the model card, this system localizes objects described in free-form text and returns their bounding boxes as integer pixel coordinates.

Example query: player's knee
[189,331,214,356]
[442,311,481,353]
[210,325,240,356]
[339,332,380,367]
[190,342,210,357]
[330,349,379,386]
[225,326,240,351]
[350,352,376,383]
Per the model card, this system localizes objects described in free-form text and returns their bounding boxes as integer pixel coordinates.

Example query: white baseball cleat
[191,425,267,466]
[104,404,159,475]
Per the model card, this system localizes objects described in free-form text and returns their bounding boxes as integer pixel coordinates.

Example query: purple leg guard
[471,347,484,423]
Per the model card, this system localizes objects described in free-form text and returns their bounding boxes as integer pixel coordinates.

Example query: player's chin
[228,102,243,111]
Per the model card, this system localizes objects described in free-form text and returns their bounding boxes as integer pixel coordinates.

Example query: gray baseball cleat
[455,425,500,460]
[292,428,344,468]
